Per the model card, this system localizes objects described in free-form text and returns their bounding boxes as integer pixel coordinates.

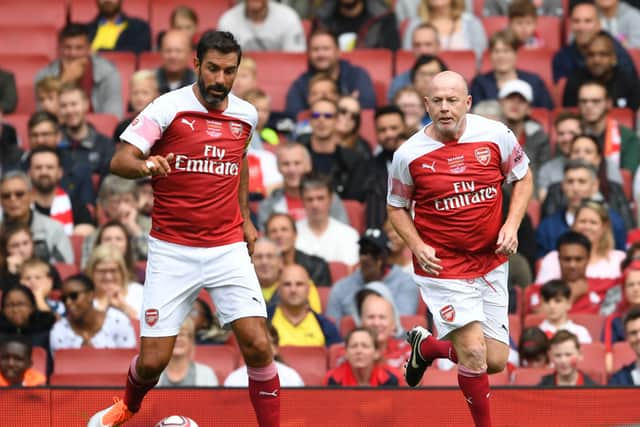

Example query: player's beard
[198,77,230,107]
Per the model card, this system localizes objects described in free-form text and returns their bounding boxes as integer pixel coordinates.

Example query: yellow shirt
[91,21,128,51]
[271,307,326,347]
[262,281,322,313]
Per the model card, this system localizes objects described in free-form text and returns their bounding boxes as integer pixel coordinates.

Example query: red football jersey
[120,86,257,247]
[387,114,529,279]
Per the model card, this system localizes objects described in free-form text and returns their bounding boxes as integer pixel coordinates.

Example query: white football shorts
[414,262,509,345]
[140,236,267,337]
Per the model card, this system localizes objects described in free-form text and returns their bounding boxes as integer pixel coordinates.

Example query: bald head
[424,71,471,142]
[427,71,469,98]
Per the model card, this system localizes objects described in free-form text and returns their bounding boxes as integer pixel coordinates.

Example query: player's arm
[239,154,258,255]
[496,168,533,255]
[110,143,174,179]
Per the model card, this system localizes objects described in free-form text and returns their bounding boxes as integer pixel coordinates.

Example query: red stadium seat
[50,372,126,386]
[247,51,308,112]
[341,49,392,106]
[400,315,427,332]
[328,343,346,369]
[610,107,635,129]
[0,0,66,30]
[339,316,357,338]
[328,262,351,284]
[70,0,150,22]
[481,16,561,50]
[87,113,120,138]
[527,198,541,229]
[0,54,51,115]
[481,49,554,96]
[529,108,550,135]
[138,52,163,71]
[480,16,508,38]
[473,0,485,17]
[612,341,636,372]
[509,314,522,343]
[342,200,365,234]
[523,313,544,329]
[359,109,377,151]
[54,263,80,281]
[32,346,47,377]
[420,369,459,386]
[99,51,137,115]
[278,346,327,386]
[69,234,85,269]
[54,348,137,375]
[2,113,31,151]
[394,50,416,77]
[193,345,239,383]
[579,342,607,384]
[301,19,312,40]
[489,369,510,386]
[552,78,567,112]
[0,27,58,61]
[317,286,330,314]
[510,367,554,385]
[439,51,478,84]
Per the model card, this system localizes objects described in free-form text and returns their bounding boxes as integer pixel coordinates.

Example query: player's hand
[142,153,175,177]
[495,223,518,256]
[413,242,442,276]
[243,220,258,255]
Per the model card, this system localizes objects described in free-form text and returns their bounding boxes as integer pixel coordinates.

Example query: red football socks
[123,355,159,413]
[247,363,281,427]
[458,365,492,427]
[419,335,458,363]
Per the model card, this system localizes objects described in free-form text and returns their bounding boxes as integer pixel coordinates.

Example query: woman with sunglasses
[49,274,136,353]
[335,95,372,160]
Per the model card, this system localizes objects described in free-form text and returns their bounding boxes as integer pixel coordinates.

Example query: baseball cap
[498,79,533,103]
[358,228,392,255]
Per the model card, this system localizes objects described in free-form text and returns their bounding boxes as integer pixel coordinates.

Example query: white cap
[498,79,533,103]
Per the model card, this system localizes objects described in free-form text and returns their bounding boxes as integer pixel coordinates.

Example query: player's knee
[138,351,172,378]
[457,344,487,371]
[238,334,272,366]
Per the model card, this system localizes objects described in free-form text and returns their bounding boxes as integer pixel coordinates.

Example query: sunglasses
[1,191,27,200]
[61,289,88,303]
[311,112,335,120]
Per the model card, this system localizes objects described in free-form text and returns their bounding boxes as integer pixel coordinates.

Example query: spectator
[538,280,593,343]
[81,175,151,265]
[232,57,259,101]
[295,174,360,266]
[35,23,123,118]
[58,83,115,178]
[87,0,151,54]
[383,219,413,272]
[25,111,96,216]
[265,213,332,287]
[0,335,46,387]
[267,264,341,347]
[596,0,640,48]
[169,6,199,43]
[292,73,340,139]
[224,322,304,387]
[49,274,136,353]
[608,307,640,385]
[402,0,487,61]
[365,105,407,229]
[483,0,562,16]
[245,88,280,149]
[393,86,427,133]
[408,54,448,125]
[135,177,153,220]
[92,220,140,285]
[114,70,160,139]
[507,0,545,49]
[157,317,218,387]
[603,261,640,357]
[19,258,64,317]
[537,201,626,283]
[155,30,195,96]
[258,143,349,227]
[497,79,551,183]
[85,244,143,320]
[388,23,440,102]
[518,327,549,367]
[470,30,554,109]
[190,298,230,345]
[218,0,306,52]
[326,228,417,325]
[35,77,62,120]
[27,147,75,235]
[297,99,370,202]
[563,32,640,111]
[536,160,627,258]
[537,112,583,201]
[324,327,399,387]
[313,0,400,51]
[0,225,36,291]
[0,67,17,114]
[335,95,372,160]
[0,112,23,177]
[538,330,597,386]
[0,172,74,265]
[286,28,376,117]
[552,2,637,83]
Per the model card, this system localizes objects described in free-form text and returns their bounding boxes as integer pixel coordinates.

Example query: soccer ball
[155,415,199,427]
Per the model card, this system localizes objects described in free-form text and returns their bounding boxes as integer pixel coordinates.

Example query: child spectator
[0,335,46,387]
[19,258,64,317]
[35,77,61,119]
[232,57,258,101]
[608,307,640,385]
[518,327,550,367]
[539,330,598,386]
[508,0,544,49]
[539,280,593,343]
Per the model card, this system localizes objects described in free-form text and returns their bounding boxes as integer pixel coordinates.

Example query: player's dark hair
[556,230,592,254]
[26,145,62,169]
[196,30,242,66]
[300,172,333,197]
[518,327,549,364]
[1,284,37,311]
[624,306,640,329]
[265,213,297,235]
[540,279,571,302]
[374,105,405,122]
[64,273,95,292]
[0,334,33,358]
[410,55,448,83]
[59,22,90,42]
[549,329,580,350]
[27,111,59,131]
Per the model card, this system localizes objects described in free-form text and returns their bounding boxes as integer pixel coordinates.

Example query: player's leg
[485,338,509,374]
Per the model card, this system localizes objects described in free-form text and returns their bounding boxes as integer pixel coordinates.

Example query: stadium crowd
[1,0,640,390]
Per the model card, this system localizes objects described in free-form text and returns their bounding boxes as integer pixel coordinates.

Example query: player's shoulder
[147,85,202,115]
[225,92,258,128]
[393,126,439,161]
[464,113,514,142]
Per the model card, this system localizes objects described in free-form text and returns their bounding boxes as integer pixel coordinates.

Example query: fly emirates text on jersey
[173,144,239,176]
[434,181,498,211]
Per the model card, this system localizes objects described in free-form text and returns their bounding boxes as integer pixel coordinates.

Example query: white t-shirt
[539,319,593,344]
[295,217,360,266]
[223,361,304,387]
[49,307,136,353]
[535,250,626,284]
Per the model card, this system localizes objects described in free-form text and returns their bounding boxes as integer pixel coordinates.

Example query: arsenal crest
[229,122,244,138]
[145,308,159,327]
[439,304,456,322]
[475,147,491,166]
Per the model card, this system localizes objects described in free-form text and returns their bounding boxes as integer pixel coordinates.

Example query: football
[154,415,199,426]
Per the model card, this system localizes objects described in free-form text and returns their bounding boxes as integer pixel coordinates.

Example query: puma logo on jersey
[421,161,436,172]
[259,389,279,397]
[181,118,196,131]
